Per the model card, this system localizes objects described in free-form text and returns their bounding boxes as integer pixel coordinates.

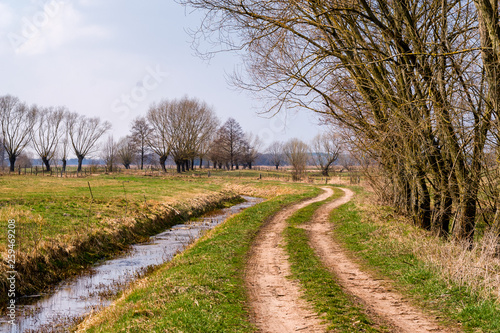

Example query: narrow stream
[0,196,262,333]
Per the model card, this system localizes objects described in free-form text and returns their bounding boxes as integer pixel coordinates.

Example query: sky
[0,0,321,156]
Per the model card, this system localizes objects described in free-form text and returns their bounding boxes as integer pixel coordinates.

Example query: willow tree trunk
[77,155,84,172]
[42,157,51,172]
[9,155,16,172]
[159,155,167,172]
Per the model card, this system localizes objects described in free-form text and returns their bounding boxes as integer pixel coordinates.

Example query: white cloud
[8,1,110,55]
[0,3,15,29]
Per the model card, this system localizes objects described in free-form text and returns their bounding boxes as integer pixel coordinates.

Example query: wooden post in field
[87,182,94,233]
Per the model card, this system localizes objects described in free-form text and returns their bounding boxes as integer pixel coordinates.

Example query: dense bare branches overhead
[179,0,500,242]
[0,95,37,171]
[67,112,111,172]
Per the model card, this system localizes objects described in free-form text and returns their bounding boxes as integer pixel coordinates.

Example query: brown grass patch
[360,194,500,301]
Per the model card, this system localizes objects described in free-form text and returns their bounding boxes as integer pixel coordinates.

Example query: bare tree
[208,136,227,169]
[179,0,493,243]
[59,126,70,173]
[168,97,219,172]
[214,118,246,170]
[146,102,172,171]
[338,153,356,173]
[242,132,261,169]
[0,136,5,169]
[283,138,309,181]
[31,106,66,171]
[130,117,150,170]
[0,95,37,172]
[15,152,33,168]
[198,138,212,168]
[117,136,136,169]
[267,141,284,170]
[67,112,111,172]
[311,131,341,177]
[101,135,118,172]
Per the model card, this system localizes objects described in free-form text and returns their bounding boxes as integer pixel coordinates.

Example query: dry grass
[417,233,500,300]
[222,182,299,198]
[0,206,44,254]
[360,194,500,301]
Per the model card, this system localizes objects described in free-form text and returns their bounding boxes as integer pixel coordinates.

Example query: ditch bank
[0,191,242,306]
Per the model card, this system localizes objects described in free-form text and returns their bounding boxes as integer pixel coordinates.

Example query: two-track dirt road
[246,187,453,333]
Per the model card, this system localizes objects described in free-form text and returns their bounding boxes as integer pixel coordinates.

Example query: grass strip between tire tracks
[80,185,321,332]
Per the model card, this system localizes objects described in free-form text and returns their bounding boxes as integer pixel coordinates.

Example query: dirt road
[306,187,452,333]
[246,187,453,333]
[245,188,334,332]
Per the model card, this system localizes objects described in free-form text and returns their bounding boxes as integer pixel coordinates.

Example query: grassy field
[0,174,223,252]
[0,172,305,253]
[78,183,321,332]
[0,171,303,299]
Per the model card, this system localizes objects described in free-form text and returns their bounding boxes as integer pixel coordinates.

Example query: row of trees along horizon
[0,94,348,179]
[178,0,500,244]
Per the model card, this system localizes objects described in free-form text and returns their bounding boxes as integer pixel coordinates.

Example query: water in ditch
[0,196,262,333]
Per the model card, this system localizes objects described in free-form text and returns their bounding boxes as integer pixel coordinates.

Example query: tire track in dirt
[306,187,455,333]
[246,188,334,333]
